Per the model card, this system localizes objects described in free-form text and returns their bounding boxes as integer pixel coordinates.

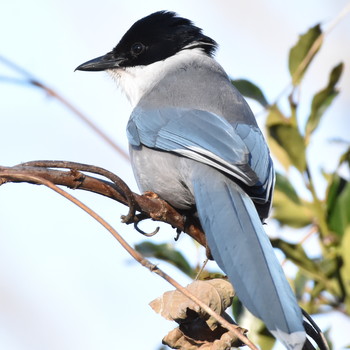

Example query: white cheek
[107,65,160,108]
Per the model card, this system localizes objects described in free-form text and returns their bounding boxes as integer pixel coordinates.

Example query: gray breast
[129,144,197,209]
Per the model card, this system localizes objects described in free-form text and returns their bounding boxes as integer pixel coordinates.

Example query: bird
[76,11,307,350]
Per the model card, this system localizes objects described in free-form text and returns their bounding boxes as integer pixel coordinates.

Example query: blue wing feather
[128,107,273,195]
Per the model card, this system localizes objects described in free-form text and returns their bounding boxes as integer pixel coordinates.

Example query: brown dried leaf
[150,279,243,349]
[150,279,234,329]
[163,327,242,350]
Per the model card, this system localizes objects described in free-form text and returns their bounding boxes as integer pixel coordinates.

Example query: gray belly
[129,145,196,209]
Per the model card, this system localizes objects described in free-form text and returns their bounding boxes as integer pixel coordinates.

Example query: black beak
[75,51,125,72]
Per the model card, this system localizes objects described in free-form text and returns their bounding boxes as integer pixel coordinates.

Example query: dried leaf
[150,279,234,328]
[150,280,244,349]
[163,327,242,350]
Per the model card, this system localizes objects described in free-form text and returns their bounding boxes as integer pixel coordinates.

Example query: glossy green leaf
[289,24,322,85]
[266,106,306,172]
[326,175,350,237]
[340,226,350,314]
[231,79,269,107]
[135,241,195,278]
[305,63,343,137]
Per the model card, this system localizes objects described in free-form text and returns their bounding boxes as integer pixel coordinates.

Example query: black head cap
[76,11,217,71]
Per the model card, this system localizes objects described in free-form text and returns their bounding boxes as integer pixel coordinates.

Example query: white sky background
[0,1,350,349]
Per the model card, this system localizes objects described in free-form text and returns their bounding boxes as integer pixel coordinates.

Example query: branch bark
[0,161,207,247]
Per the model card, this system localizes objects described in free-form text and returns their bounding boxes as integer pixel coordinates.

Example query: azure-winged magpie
[76,11,307,350]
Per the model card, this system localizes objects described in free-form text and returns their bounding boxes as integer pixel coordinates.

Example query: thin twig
[195,258,209,280]
[0,56,129,161]
[0,171,259,350]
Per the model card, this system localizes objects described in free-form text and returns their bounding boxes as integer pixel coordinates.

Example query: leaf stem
[305,166,330,239]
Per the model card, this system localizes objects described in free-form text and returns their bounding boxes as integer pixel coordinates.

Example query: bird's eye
[131,42,145,55]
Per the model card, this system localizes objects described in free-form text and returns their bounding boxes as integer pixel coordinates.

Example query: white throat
[107,48,210,108]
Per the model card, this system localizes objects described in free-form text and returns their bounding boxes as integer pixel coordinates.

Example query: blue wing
[127,107,273,208]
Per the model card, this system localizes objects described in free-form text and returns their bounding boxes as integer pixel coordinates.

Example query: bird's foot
[143,191,160,199]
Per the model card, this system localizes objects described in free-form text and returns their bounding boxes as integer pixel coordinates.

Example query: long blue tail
[191,167,306,350]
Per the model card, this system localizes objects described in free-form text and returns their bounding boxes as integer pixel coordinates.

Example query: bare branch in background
[0,56,130,161]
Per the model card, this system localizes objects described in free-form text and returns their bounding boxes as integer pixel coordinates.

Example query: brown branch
[0,167,258,350]
[0,161,207,247]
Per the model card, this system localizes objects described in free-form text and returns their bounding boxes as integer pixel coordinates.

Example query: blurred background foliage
[136,21,350,349]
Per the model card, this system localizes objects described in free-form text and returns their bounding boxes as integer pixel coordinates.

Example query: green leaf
[294,271,309,300]
[320,329,333,350]
[231,298,243,321]
[270,124,306,171]
[305,63,343,137]
[289,24,322,85]
[266,105,290,127]
[273,190,313,228]
[265,106,292,170]
[326,175,350,237]
[339,146,350,168]
[271,239,320,274]
[135,241,195,278]
[231,79,269,107]
[275,172,300,204]
[340,226,350,314]
[266,106,306,172]
[256,325,276,350]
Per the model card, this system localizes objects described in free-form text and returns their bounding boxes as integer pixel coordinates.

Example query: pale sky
[0,1,349,349]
